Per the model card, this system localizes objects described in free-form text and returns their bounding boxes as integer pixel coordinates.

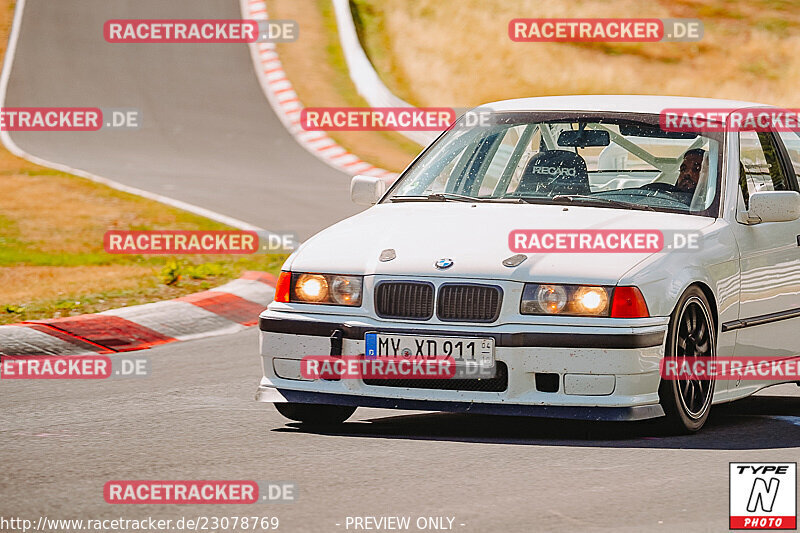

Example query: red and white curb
[241,0,398,185]
[0,271,276,356]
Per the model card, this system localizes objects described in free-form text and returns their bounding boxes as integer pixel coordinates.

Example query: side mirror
[350,175,386,205]
[744,191,800,224]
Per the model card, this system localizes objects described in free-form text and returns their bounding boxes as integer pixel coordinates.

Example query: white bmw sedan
[257,96,800,432]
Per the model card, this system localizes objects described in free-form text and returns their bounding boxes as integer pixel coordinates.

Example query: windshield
[384,111,724,215]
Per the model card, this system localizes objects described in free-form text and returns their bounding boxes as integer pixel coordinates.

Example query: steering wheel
[640,182,683,193]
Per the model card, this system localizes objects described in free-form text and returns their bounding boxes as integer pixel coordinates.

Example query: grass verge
[0,0,285,325]
[0,149,287,325]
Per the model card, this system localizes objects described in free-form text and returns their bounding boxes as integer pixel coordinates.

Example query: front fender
[617,220,740,357]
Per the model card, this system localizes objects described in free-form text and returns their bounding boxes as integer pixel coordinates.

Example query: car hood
[288,203,716,284]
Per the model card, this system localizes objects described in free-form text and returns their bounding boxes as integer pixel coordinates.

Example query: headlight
[521,283,611,316]
[534,284,568,314]
[573,286,609,315]
[290,273,363,306]
[330,275,362,305]
[294,274,329,303]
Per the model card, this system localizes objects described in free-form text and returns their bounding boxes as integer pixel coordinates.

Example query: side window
[738,131,789,208]
[777,131,800,184]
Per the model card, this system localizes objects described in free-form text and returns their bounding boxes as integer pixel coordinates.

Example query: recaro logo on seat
[530,166,577,177]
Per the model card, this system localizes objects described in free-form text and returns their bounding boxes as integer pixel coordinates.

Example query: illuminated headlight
[573,286,609,315]
[290,273,363,306]
[521,284,611,316]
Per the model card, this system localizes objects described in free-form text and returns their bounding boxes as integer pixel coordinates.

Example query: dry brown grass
[0,265,152,303]
[0,153,284,323]
[353,0,800,108]
[0,149,284,323]
[0,149,224,256]
[269,0,422,172]
[0,1,12,59]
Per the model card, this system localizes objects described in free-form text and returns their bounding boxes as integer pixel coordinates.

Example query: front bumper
[257,310,669,421]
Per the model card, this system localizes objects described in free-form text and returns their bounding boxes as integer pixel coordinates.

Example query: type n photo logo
[730,463,796,530]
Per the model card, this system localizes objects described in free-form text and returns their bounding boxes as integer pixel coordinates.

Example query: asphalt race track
[1,331,798,532]
[3,0,361,238]
[1,1,799,531]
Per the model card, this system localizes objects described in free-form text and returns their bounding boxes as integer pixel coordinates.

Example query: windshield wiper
[550,194,656,212]
[391,193,524,203]
[428,192,482,202]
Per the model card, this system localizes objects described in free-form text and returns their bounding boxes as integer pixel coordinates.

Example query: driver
[676,148,706,194]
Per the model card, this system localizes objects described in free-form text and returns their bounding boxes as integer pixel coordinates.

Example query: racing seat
[515,150,591,196]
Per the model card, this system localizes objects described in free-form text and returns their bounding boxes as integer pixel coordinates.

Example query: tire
[274,402,356,425]
[658,286,716,433]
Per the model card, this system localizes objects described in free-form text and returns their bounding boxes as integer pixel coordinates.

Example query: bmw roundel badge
[435,258,454,269]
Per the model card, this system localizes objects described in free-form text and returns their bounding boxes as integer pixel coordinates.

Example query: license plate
[364,332,495,378]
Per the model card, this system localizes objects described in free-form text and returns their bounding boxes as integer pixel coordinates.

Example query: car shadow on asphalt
[273,394,800,449]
